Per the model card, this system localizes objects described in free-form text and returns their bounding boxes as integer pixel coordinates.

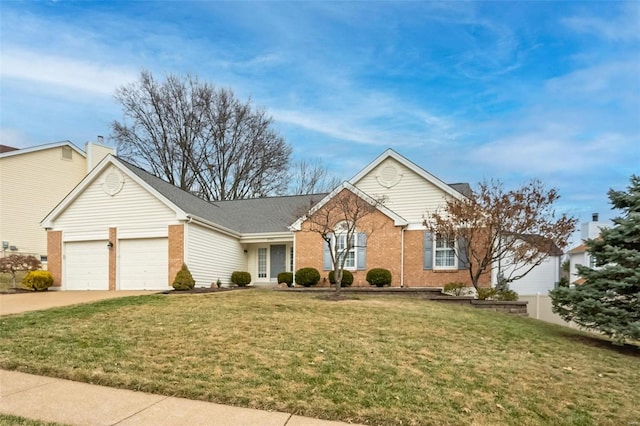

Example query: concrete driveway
[0,291,156,315]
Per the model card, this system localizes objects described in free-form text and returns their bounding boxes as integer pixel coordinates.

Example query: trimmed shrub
[295,267,320,287]
[366,268,392,287]
[495,289,519,301]
[476,287,497,300]
[231,271,252,287]
[22,270,53,291]
[277,272,293,287]
[443,282,466,296]
[172,264,195,290]
[328,270,354,287]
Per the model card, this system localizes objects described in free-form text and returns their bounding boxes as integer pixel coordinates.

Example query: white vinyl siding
[64,240,109,290]
[499,255,561,295]
[118,238,169,290]
[0,146,87,257]
[185,222,246,287]
[353,157,453,224]
[54,167,178,234]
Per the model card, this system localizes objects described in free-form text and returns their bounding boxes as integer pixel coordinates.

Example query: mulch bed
[161,286,253,295]
[0,288,41,295]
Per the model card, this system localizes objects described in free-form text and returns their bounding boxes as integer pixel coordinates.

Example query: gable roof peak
[349,148,466,200]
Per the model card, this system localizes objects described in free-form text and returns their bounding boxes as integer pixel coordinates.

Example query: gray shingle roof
[118,157,325,234]
[449,183,472,197]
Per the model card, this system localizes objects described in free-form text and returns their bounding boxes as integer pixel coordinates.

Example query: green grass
[0,290,638,425]
[0,414,67,426]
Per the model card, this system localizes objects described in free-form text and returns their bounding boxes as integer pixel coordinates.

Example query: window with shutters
[435,234,457,269]
[424,232,465,271]
[336,233,356,269]
[323,227,366,271]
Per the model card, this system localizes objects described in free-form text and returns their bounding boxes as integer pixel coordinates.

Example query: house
[567,213,608,285]
[491,234,563,295]
[42,149,556,291]
[0,139,113,265]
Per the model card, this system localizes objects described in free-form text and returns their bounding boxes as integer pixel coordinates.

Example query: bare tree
[295,184,383,296]
[0,254,41,288]
[424,179,577,291]
[288,158,342,195]
[112,71,292,200]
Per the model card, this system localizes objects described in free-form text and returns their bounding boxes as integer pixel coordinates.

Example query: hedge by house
[173,264,196,290]
[22,270,53,291]
[277,272,293,287]
[231,271,252,287]
[295,267,320,287]
[328,270,354,286]
[366,268,392,287]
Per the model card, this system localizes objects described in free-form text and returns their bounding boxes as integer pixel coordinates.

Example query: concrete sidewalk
[0,370,361,426]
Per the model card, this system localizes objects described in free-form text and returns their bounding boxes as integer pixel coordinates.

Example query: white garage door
[65,241,109,290]
[119,238,169,290]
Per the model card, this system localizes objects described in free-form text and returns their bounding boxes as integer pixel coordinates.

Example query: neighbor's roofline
[349,148,466,200]
[0,141,86,159]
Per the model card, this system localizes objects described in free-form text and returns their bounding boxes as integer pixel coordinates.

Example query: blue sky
[1,1,638,230]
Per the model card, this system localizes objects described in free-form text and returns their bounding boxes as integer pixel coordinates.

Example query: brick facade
[402,230,490,287]
[168,224,184,285]
[296,205,401,287]
[46,230,62,287]
[295,191,491,288]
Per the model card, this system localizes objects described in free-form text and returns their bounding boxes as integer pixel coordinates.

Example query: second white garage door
[119,238,169,290]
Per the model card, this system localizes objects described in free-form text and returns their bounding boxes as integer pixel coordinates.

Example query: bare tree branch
[288,158,342,195]
[298,187,383,295]
[111,71,292,200]
[424,179,577,290]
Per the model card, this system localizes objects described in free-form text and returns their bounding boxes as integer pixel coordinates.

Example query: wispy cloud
[1,49,136,96]
[563,2,640,41]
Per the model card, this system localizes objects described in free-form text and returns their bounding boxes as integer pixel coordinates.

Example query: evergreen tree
[550,175,640,343]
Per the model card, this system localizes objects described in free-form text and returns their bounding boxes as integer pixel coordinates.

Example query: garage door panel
[119,238,169,290]
[65,241,109,290]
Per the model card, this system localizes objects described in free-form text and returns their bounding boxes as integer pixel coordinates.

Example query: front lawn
[0,290,638,425]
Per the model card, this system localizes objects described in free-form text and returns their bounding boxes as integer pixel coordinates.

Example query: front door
[270,245,286,280]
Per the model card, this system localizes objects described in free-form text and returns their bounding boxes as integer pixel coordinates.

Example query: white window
[435,235,457,269]
[290,246,294,272]
[336,233,356,269]
[258,248,267,278]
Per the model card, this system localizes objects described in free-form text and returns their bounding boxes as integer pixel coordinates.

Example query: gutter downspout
[185,216,193,267]
[400,225,407,288]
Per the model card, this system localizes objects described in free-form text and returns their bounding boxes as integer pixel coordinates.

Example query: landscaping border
[275,287,528,316]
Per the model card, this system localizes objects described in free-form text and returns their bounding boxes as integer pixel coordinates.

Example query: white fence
[519,293,578,329]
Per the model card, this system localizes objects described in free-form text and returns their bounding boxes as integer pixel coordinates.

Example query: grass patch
[0,290,638,425]
[0,414,67,426]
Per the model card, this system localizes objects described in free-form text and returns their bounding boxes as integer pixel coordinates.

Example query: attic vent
[102,168,125,196]
[61,146,73,160]
[376,164,402,188]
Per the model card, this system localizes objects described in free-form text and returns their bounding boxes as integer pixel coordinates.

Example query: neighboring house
[567,213,608,285]
[0,140,113,264]
[41,149,553,291]
[491,234,563,295]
